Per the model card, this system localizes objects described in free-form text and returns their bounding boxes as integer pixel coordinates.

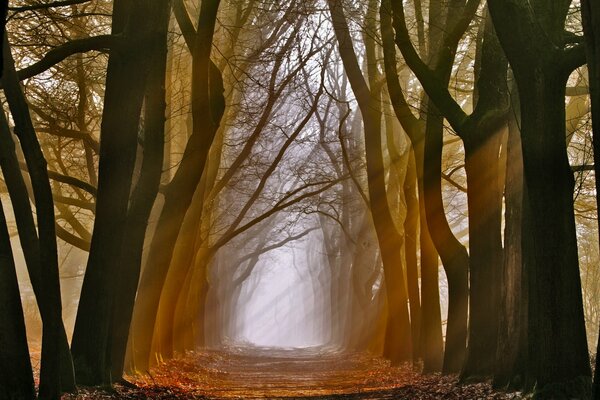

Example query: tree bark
[461,129,503,378]
[521,67,590,395]
[488,1,591,395]
[0,196,35,400]
[129,0,224,372]
[109,0,170,380]
[493,93,528,389]
[0,106,75,394]
[422,109,469,373]
[581,0,600,397]
[402,149,422,361]
[71,0,167,385]
[2,34,67,399]
[460,13,506,379]
[328,0,412,363]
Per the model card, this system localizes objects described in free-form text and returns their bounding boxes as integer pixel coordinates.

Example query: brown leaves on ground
[62,347,524,399]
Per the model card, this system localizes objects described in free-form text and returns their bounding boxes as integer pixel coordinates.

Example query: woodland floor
[61,347,524,399]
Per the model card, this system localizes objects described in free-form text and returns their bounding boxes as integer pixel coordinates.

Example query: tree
[328,0,413,363]
[487,0,591,396]
[387,0,513,377]
[3,33,71,399]
[581,0,600,398]
[109,0,171,381]
[0,185,35,400]
[129,0,224,372]
[381,0,473,372]
[71,0,172,386]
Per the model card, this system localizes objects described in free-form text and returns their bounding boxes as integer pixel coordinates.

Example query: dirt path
[65,347,523,399]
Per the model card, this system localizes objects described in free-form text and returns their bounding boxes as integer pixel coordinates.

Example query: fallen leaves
[61,347,524,399]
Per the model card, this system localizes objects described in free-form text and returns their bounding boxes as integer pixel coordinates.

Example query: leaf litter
[62,347,524,399]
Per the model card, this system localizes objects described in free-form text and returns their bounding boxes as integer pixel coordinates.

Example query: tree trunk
[414,141,444,372]
[109,0,170,380]
[328,0,412,362]
[581,0,600,397]
[581,0,600,400]
[493,87,528,390]
[403,150,422,361]
[2,35,67,399]
[0,105,75,393]
[520,66,591,396]
[129,0,224,372]
[70,0,166,385]
[0,195,35,400]
[461,130,503,378]
[422,109,468,373]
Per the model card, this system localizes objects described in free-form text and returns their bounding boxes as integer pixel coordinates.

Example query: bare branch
[9,0,91,12]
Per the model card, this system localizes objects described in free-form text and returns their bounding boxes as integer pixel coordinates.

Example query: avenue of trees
[1,0,600,399]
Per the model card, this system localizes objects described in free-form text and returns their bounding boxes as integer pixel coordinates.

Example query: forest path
[133,346,406,399]
[66,347,522,399]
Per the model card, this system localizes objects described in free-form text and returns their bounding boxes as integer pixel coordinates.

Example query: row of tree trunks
[328,0,413,364]
[129,0,224,372]
[380,0,447,372]
[488,0,591,395]
[149,125,224,362]
[386,0,513,378]
[71,0,172,386]
[151,175,209,362]
[109,1,171,380]
[383,101,420,362]
[2,34,72,399]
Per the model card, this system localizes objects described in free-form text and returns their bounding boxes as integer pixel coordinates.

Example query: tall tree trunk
[402,149,422,361]
[129,0,224,372]
[581,1,600,397]
[581,0,600,400]
[70,0,166,385]
[422,109,469,373]
[461,130,503,378]
[417,7,470,372]
[109,0,170,380]
[493,86,528,390]
[150,175,207,363]
[414,141,444,372]
[521,66,590,394]
[0,195,35,400]
[328,0,413,363]
[2,35,67,399]
[0,106,75,394]
[487,2,591,394]
[459,12,508,380]
[379,0,445,371]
